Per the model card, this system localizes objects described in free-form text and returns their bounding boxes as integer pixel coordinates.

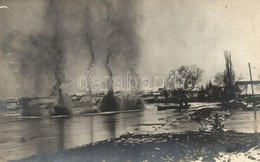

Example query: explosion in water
[83,0,143,112]
[0,0,143,113]
[73,0,143,112]
[99,48,118,112]
[47,0,71,115]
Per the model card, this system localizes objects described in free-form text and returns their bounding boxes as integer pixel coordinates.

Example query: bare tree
[222,51,244,99]
[223,51,235,91]
[214,72,225,86]
[166,65,204,90]
[214,71,243,87]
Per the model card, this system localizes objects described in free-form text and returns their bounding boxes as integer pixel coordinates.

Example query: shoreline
[13,131,260,162]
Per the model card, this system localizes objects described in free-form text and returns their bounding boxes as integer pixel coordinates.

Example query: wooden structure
[235,80,260,96]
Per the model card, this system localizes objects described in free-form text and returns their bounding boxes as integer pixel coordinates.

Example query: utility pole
[248,63,255,97]
[248,62,256,121]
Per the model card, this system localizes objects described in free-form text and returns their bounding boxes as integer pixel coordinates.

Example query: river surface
[0,103,259,161]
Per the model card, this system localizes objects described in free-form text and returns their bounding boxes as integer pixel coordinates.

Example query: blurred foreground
[14,132,260,162]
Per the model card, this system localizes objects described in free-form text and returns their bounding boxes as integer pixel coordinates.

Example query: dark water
[0,106,165,161]
[0,104,259,161]
[224,111,260,133]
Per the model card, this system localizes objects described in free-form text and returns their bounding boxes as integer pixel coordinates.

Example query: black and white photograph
[0,0,260,161]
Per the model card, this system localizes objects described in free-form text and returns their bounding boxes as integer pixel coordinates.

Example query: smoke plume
[105,48,113,91]
[83,0,141,91]
[0,0,142,100]
[47,0,66,106]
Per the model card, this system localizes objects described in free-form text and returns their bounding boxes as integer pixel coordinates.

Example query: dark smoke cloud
[0,0,141,99]
[105,31,115,91]
[85,33,95,75]
[47,0,67,106]
[0,0,67,100]
[83,0,142,91]
[85,32,95,102]
[2,30,54,97]
[105,49,113,91]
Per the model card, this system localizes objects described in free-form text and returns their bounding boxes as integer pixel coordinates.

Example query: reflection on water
[103,115,117,138]
[0,107,259,161]
[0,111,145,161]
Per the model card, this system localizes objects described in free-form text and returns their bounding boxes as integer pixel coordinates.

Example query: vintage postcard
[0,0,259,161]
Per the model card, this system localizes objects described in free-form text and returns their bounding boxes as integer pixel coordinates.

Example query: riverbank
[14,131,260,162]
[1,103,260,161]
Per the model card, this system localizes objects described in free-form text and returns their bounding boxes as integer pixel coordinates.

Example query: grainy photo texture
[0,0,260,162]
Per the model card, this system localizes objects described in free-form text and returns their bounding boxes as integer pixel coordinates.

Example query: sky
[0,0,260,99]
[139,0,260,84]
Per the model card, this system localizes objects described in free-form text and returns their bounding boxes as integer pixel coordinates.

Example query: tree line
[165,50,242,101]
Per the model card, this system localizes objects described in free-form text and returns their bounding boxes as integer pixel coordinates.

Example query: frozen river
[0,103,259,161]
